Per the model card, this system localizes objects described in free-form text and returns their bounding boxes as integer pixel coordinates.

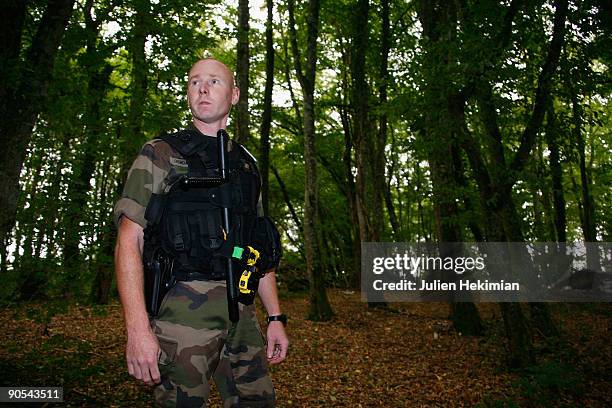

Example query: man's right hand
[116,217,161,386]
[126,327,161,386]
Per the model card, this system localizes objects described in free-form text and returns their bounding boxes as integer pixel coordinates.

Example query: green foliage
[474,396,520,408]
[513,362,585,406]
[23,301,69,325]
[5,0,610,297]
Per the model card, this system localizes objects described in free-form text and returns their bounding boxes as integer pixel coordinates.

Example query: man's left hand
[266,322,289,364]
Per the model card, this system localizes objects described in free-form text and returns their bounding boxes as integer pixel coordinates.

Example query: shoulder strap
[160,129,209,157]
[230,141,259,171]
[236,143,258,163]
[160,130,214,175]
[160,131,258,178]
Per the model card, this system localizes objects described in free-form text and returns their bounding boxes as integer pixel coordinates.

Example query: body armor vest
[143,129,261,280]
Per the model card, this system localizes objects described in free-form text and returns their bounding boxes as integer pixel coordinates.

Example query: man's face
[187,59,239,127]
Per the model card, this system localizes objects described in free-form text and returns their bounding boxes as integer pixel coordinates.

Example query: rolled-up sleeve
[113,143,167,228]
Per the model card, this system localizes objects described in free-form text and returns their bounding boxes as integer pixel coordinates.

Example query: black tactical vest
[143,129,261,280]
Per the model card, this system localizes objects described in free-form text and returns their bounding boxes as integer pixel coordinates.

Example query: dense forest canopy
[0,0,610,364]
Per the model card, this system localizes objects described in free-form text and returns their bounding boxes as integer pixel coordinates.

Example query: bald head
[188,58,235,88]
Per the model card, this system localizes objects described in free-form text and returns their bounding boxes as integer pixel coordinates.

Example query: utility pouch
[143,246,176,318]
[235,217,283,306]
[250,216,283,272]
[144,193,167,226]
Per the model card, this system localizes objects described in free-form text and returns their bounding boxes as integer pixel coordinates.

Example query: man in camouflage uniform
[114,58,288,407]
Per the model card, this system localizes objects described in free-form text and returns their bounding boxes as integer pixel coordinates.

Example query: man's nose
[199,84,208,94]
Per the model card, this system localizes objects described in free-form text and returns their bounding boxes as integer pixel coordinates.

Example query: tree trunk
[572,97,595,229]
[337,39,360,286]
[92,261,113,304]
[372,0,388,241]
[351,0,373,246]
[545,102,567,242]
[259,0,274,216]
[235,0,250,145]
[14,155,45,266]
[417,0,483,334]
[537,137,558,242]
[91,156,114,304]
[374,0,397,239]
[126,2,150,157]
[530,150,546,240]
[448,107,484,243]
[288,0,332,321]
[384,128,400,236]
[0,0,76,273]
[341,106,361,286]
[63,2,113,294]
[414,163,429,241]
[451,303,484,336]
[350,0,388,308]
[500,303,535,368]
[529,302,558,338]
[572,89,599,271]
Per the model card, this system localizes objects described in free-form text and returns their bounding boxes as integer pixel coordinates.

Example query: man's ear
[232,86,240,105]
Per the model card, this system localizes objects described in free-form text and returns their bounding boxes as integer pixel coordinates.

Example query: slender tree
[378,0,399,237]
[287,0,333,320]
[545,102,567,242]
[259,0,275,215]
[350,0,372,243]
[235,0,250,144]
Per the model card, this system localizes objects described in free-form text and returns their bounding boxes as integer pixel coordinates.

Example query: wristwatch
[267,314,288,326]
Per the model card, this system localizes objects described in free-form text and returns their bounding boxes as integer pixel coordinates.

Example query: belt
[174,269,226,282]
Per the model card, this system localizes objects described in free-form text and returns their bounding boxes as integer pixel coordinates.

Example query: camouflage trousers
[152,280,275,408]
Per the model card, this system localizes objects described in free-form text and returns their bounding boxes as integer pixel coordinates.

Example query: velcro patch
[170,157,188,167]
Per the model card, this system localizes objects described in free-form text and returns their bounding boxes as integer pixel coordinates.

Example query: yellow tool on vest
[238,246,260,294]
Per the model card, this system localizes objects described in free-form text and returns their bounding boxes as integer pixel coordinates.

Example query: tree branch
[317,153,347,197]
[271,164,302,230]
[475,82,507,170]
[459,0,523,99]
[287,0,306,89]
[510,0,568,176]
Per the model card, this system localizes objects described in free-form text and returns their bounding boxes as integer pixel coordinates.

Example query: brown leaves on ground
[0,291,610,407]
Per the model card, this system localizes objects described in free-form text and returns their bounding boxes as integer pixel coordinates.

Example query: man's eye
[211,79,219,84]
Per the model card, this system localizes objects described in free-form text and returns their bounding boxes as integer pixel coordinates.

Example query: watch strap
[267,314,287,326]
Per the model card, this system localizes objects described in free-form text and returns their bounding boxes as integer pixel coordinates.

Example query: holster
[143,247,176,318]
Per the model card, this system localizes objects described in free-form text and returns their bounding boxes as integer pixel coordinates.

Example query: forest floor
[0,290,610,407]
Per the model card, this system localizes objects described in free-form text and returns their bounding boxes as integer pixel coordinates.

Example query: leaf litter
[0,291,610,407]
